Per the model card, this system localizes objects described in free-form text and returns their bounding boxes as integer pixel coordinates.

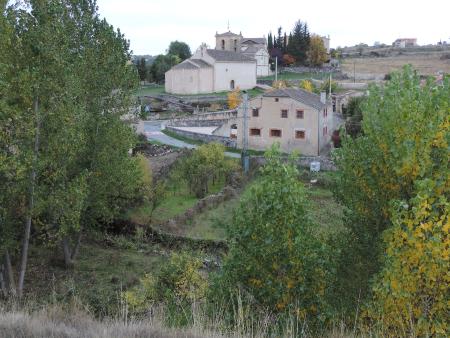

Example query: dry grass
[0,303,366,338]
[0,306,225,338]
[341,52,450,80]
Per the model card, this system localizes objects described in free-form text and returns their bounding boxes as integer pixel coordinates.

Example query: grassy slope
[259,71,329,81]
[23,169,343,319]
[134,85,265,98]
[26,236,164,316]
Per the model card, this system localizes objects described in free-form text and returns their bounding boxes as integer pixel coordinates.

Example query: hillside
[340,49,450,80]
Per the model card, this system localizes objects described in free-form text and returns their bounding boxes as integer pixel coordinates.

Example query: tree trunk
[62,237,74,268]
[4,250,16,295]
[70,232,82,261]
[0,269,6,298]
[18,97,40,298]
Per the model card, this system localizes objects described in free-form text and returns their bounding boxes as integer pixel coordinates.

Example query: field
[341,51,450,79]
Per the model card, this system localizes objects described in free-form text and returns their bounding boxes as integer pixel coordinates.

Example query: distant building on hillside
[393,38,417,48]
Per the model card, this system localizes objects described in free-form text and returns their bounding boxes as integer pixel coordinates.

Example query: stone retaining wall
[165,126,237,148]
[162,185,239,236]
[169,119,227,127]
[250,154,336,171]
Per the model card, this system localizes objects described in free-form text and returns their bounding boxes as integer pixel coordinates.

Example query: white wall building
[165,30,269,95]
[165,45,256,95]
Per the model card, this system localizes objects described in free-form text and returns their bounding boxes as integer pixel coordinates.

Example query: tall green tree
[167,40,192,61]
[149,54,180,83]
[137,57,147,81]
[0,0,143,296]
[267,32,273,50]
[213,145,333,325]
[333,66,449,313]
[287,20,310,65]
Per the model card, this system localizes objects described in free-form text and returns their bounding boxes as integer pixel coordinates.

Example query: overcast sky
[96,0,450,56]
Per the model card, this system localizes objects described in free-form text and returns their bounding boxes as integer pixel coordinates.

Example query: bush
[175,143,236,198]
[210,145,334,327]
[124,252,207,326]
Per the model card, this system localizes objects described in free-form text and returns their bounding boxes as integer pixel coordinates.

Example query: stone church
[165,31,270,95]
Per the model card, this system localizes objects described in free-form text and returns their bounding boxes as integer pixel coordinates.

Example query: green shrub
[210,145,334,327]
[124,252,207,326]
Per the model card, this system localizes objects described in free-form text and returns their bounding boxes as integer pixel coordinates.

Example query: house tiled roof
[264,88,326,110]
[206,49,255,62]
[172,59,212,70]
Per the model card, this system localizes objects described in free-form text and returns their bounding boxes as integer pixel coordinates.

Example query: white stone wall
[213,62,256,92]
[165,67,214,95]
[255,50,270,77]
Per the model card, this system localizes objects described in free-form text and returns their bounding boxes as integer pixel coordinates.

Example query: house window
[275,98,279,102]
[296,110,304,119]
[323,126,328,136]
[295,130,305,139]
[250,128,261,136]
[270,129,282,137]
[281,109,288,118]
[252,108,259,117]
[221,39,225,50]
[323,108,328,118]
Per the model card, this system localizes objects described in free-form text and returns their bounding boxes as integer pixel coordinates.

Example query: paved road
[143,121,241,159]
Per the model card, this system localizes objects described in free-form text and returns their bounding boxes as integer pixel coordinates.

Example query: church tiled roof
[189,59,212,68]
[241,38,266,45]
[206,49,255,62]
[172,59,212,70]
[215,31,242,37]
[263,88,326,110]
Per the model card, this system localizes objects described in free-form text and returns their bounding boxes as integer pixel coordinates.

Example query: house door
[230,80,235,90]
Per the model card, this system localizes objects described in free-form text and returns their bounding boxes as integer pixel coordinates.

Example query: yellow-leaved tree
[307,35,328,66]
[367,117,449,336]
[334,66,449,327]
[300,79,314,92]
[227,87,241,109]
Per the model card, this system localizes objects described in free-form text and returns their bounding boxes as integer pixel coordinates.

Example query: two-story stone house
[237,88,333,156]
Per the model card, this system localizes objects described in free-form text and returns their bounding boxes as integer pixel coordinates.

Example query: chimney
[320,91,327,104]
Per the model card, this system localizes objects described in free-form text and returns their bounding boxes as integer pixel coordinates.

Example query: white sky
[96,0,450,55]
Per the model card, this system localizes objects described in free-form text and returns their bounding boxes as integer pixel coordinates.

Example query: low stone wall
[311,78,368,90]
[161,185,239,236]
[250,154,336,171]
[169,119,227,127]
[165,126,237,148]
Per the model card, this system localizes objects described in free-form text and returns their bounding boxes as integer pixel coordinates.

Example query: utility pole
[275,56,278,82]
[329,72,332,96]
[353,61,356,83]
[242,91,249,174]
